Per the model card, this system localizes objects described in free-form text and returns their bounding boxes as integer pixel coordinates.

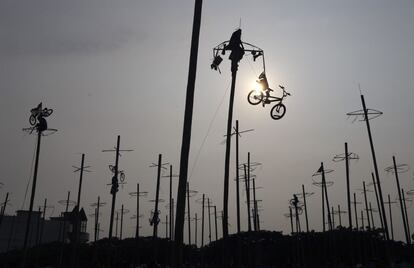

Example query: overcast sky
[1,0,414,244]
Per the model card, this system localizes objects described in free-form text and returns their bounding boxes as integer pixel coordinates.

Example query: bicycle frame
[262,88,289,105]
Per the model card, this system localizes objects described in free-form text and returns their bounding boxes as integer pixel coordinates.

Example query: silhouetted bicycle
[247,85,291,120]
[29,103,53,126]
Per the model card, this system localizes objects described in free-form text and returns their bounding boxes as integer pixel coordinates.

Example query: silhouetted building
[0,206,89,252]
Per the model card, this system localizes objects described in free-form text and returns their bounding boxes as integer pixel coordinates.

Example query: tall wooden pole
[392,156,410,244]
[222,62,237,239]
[302,185,309,232]
[235,120,241,233]
[345,143,352,228]
[173,2,202,267]
[109,136,120,239]
[361,95,389,239]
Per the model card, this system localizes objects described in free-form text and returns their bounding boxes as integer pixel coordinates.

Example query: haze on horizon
[1,0,414,244]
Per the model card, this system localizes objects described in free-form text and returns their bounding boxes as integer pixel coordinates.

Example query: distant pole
[165,215,168,238]
[401,189,411,244]
[187,182,191,244]
[22,124,42,260]
[321,163,332,230]
[371,173,384,230]
[201,194,205,247]
[302,185,309,232]
[208,198,212,244]
[39,198,47,244]
[214,205,218,241]
[361,210,364,230]
[354,193,358,230]
[245,160,252,231]
[252,178,258,231]
[235,120,241,233]
[115,212,119,238]
[363,181,371,229]
[338,205,342,227]
[322,177,325,232]
[0,192,9,227]
[75,154,85,243]
[173,1,202,267]
[94,208,97,242]
[331,206,335,228]
[120,204,124,240]
[289,206,294,234]
[361,94,389,239]
[169,166,173,240]
[172,198,175,240]
[345,143,352,229]
[21,103,53,268]
[392,156,410,244]
[58,191,70,268]
[95,196,101,242]
[369,202,375,228]
[153,154,162,238]
[7,214,15,251]
[109,136,121,239]
[388,194,394,240]
[194,213,198,246]
[35,207,41,246]
[136,184,140,239]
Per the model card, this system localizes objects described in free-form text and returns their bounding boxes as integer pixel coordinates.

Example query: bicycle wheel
[247,90,263,105]
[29,115,37,126]
[43,108,53,117]
[270,104,286,120]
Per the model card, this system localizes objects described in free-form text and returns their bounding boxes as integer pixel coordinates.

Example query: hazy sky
[1,0,414,244]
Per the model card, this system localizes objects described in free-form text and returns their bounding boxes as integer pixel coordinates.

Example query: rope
[188,80,231,180]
